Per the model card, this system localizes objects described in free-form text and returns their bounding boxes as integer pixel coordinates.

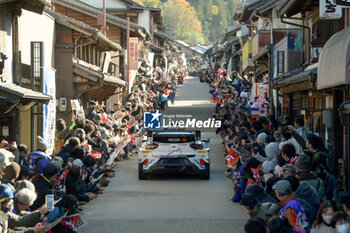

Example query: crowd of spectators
[201,66,350,233]
[0,68,185,232]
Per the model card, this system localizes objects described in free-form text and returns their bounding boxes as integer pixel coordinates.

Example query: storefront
[318,26,350,190]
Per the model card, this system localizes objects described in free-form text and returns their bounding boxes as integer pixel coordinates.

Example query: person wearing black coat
[65,165,96,202]
[30,163,59,211]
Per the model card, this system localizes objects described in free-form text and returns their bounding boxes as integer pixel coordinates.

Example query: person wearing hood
[85,100,98,121]
[255,135,279,165]
[295,153,326,201]
[245,184,280,205]
[34,159,50,176]
[311,200,337,233]
[27,136,50,172]
[285,175,320,224]
[261,161,276,187]
[240,193,281,222]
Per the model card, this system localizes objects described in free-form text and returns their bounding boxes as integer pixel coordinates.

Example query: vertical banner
[129,37,138,70]
[43,68,56,156]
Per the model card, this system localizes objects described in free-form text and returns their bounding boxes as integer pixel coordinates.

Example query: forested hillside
[136,0,238,44]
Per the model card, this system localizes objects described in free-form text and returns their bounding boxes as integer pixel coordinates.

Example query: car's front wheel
[138,163,148,180]
[201,163,210,180]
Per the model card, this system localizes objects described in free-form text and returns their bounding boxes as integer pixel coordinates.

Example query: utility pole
[103,0,106,35]
[126,16,130,95]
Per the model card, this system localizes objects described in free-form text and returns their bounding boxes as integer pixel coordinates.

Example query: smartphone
[46,194,54,211]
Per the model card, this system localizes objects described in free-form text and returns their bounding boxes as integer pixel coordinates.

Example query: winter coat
[7,211,43,228]
[279,138,303,155]
[298,172,327,201]
[255,202,282,222]
[27,151,50,172]
[256,142,279,164]
[65,174,89,202]
[30,174,54,211]
[56,144,75,164]
[311,223,336,233]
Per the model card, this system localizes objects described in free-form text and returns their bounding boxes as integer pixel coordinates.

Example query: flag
[226,154,239,165]
[227,148,236,156]
[246,178,256,187]
[251,107,267,119]
[222,145,226,152]
[90,151,102,159]
[127,117,136,129]
[60,214,87,231]
[54,169,69,188]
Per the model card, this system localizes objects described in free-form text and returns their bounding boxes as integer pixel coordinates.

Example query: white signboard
[43,68,56,156]
[335,0,350,7]
[320,0,342,19]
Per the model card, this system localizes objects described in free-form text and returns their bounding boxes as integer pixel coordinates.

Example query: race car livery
[138,130,210,180]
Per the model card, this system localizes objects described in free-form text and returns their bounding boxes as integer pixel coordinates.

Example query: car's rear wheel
[201,163,210,180]
[138,163,148,180]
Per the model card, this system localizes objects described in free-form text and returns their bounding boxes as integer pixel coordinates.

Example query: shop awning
[103,74,126,87]
[318,26,350,90]
[0,82,51,104]
[276,63,317,88]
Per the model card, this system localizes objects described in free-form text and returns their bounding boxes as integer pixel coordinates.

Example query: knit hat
[272,180,292,196]
[265,142,279,159]
[240,193,258,209]
[0,184,14,201]
[37,136,48,151]
[3,162,21,181]
[257,133,267,144]
[262,161,275,173]
[295,153,313,173]
[0,149,13,167]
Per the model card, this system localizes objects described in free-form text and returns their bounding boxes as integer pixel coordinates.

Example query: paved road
[80,76,248,233]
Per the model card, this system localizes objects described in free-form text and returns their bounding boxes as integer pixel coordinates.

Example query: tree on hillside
[162,0,204,44]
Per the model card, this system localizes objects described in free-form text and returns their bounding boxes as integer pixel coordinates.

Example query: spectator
[17,144,29,168]
[272,180,309,232]
[244,217,267,233]
[241,193,281,222]
[331,212,350,233]
[339,192,350,219]
[27,136,51,172]
[267,216,298,233]
[311,200,337,233]
[295,153,326,201]
[294,116,312,140]
[281,144,298,165]
[31,163,59,210]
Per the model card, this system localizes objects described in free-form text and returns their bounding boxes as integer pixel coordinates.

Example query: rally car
[138,130,210,180]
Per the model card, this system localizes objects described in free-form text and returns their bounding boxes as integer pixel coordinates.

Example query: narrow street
[80,77,248,233]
